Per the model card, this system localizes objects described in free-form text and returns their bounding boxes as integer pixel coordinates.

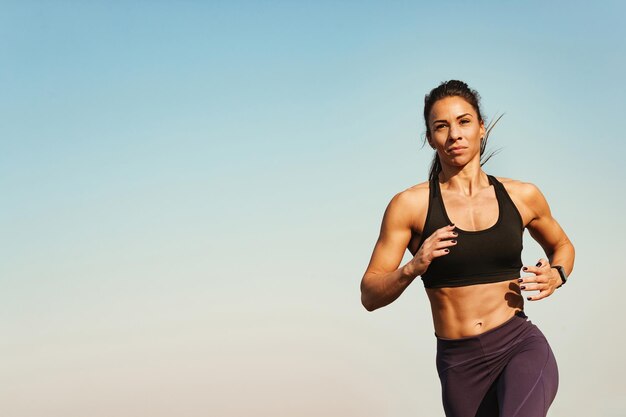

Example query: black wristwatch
[552,265,567,288]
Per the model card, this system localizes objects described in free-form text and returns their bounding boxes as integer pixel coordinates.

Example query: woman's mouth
[448,147,466,154]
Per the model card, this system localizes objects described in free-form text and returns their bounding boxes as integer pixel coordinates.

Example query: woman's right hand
[406,224,458,277]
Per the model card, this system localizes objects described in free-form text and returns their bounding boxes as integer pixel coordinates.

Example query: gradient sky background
[1,1,625,416]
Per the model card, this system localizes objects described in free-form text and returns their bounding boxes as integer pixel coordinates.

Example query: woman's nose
[448,123,462,140]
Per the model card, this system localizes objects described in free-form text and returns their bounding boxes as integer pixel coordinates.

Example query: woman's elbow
[360,279,377,312]
[361,294,377,312]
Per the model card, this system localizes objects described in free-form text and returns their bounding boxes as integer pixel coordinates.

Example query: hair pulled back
[423,80,501,181]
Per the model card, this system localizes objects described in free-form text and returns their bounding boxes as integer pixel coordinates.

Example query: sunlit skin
[360,96,575,338]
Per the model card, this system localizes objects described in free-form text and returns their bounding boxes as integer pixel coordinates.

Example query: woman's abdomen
[426,278,524,339]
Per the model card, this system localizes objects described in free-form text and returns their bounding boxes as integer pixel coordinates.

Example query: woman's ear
[426,134,435,149]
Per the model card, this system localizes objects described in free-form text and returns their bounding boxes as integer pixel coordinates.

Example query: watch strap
[552,265,567,288]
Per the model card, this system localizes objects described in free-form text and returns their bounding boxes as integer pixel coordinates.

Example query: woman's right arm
[360,190,456,311]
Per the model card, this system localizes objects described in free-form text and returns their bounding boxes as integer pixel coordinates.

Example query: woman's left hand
[518,258,563,301]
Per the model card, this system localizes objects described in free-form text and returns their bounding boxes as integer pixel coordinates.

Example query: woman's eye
[435,124,446,130]
[460,119,470,124]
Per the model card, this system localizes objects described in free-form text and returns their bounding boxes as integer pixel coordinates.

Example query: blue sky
[1,2,624,416]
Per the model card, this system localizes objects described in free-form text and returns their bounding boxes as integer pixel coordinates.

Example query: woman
[360,80,575,417]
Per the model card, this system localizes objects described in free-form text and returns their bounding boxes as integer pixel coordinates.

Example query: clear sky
[1,1,624,416]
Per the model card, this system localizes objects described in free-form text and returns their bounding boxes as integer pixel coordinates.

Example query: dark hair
[423,80,501,181]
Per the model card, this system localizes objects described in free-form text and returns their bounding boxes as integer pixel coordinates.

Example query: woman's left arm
[518,183,576,301]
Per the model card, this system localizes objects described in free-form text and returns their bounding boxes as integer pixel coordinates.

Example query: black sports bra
[416,174,524,289]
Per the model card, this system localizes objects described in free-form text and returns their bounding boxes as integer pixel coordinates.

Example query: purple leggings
[436,311,559,417]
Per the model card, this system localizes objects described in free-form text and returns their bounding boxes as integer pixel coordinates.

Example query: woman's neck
[438,165,490,196]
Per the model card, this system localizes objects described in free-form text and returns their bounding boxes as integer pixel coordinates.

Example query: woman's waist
[435,310,540,374]
[426,279,524,339]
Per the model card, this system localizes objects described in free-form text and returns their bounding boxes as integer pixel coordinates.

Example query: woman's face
[427,96,485,167]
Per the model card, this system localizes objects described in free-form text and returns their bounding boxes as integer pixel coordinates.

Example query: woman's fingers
[520,280,553,301]
[429,225,457,242]
[417,225,457,265]
[518,274,549,285]
[424,226,455,242]
[519,282,548,291]
[431,248,452,258]
[520,258,556,301]
[434,238,457,248]
[521,258,549,275]
[425,242,455,260]
[429,227,457,256]
[526,287,554,301]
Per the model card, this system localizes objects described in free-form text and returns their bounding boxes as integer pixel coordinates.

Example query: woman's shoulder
[494,176,546,202]
[400,180,431,202]
[382,181,431,232]
[385,180,430,217]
